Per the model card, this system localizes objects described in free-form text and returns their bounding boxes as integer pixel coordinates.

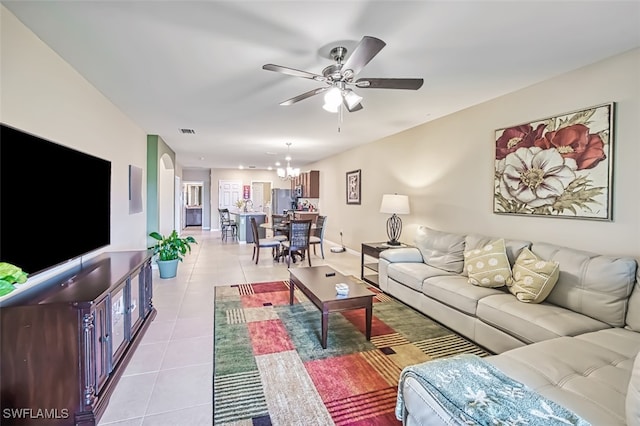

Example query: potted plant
[0,262,29,296]
[235,199,247,212]
[148,230,197,279]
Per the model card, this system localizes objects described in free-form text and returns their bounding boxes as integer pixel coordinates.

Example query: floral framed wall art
[346,169,361,204]
[494,102,614,220]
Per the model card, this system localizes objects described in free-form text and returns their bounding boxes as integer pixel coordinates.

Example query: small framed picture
[346,169,361,205]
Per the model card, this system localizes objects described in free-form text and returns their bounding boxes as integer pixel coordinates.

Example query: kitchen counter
[293,211,319,223]
[231,211,267,216]
[230,212,266,243]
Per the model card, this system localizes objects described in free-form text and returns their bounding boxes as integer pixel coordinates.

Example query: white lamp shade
[380,194,410,215]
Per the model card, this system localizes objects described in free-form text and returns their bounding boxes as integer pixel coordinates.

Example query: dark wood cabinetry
[361,242,412,287]
[290,170,320,198]
[0,250,155,425]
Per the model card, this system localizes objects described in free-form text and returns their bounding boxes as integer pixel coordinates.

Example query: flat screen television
[0,123,111,276]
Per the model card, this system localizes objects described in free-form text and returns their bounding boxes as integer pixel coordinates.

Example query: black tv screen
[0,123,111,276]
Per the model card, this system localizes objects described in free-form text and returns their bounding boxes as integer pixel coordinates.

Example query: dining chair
[280,219,312,267]
[309,215,327,259]
[218,208,237,242]
[250,217,282,264]
[270,214,289,242]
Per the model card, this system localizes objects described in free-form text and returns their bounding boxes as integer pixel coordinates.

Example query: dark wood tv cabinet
[0,250,156,425]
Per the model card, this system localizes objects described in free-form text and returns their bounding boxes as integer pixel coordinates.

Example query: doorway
[251,181,272,216]
[183,181,204,227]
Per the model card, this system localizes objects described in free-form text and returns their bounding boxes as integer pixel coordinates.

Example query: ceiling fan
[262,36,424,113]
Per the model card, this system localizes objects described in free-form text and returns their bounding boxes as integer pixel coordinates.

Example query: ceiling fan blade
[280,87,328,106]
[263,64,326,81]
[355,78,424,90]
[341,36,386,77]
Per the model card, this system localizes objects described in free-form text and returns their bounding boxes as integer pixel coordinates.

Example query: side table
[361,242,411,287]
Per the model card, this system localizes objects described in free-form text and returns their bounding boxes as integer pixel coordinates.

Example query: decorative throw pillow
[464,239,512,288]
[508,248,560,303]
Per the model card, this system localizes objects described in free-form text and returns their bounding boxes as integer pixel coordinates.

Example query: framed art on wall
[493,102,614,221]
[128,164,143,214]
[346,169,361,205]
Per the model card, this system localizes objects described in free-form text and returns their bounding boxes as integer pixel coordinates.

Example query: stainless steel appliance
[271,188,293,215]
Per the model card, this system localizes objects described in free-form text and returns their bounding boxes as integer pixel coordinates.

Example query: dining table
[259,221,316,263]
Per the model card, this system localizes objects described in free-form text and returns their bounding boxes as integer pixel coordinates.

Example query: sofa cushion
[463,234,531,277]
[477,293,611,344]
[464,239,512,288]
[379,247,424,263]
[628,352,640,426]
[488,328,640,426]
[413,226,466,273]
[532,242,637,327]
[422,275,506,316]
[509,248,560,303]
[387,262,456,293]
[626,270,640,331]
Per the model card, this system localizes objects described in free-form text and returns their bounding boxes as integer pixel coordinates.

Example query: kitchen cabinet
[290,170,320,198]
[0,250,155,425]
[185,207,202,226]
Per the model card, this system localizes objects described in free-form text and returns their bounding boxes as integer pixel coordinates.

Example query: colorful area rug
[213,278,491,425]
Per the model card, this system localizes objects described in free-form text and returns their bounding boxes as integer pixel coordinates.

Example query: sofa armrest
[380,247,424,263]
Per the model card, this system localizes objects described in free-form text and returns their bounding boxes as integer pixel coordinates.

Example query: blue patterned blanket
[396,354,590,425]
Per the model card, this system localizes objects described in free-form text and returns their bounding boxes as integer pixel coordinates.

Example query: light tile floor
[99,227,361,426]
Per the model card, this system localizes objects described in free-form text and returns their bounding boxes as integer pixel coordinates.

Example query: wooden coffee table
[289,265,375,349]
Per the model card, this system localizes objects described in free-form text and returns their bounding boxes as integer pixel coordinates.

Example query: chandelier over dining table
[277,142,300,180]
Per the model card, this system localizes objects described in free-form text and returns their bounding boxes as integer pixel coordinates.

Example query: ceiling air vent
[179,128,195,134]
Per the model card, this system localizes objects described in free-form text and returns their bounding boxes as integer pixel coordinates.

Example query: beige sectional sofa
[378,226,640,425]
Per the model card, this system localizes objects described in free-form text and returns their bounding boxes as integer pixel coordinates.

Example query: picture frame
[128,164,143,214]
[346,169,361,205]
[493,102,614,221]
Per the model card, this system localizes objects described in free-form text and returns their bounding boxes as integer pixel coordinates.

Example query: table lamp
[379,194,410,246]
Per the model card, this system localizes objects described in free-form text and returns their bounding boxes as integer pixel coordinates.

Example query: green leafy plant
[0,262,28,296]
[148,230,197,262]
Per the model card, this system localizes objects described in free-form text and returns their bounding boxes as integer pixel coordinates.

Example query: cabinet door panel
[94,300,110,394]
[110,284,127,363]
[129,271,143,335]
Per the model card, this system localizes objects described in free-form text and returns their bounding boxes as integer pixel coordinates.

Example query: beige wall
[1,7,148,254]
[311,48,640,258]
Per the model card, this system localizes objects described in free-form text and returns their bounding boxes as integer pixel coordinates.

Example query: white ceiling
[3,1,639,171]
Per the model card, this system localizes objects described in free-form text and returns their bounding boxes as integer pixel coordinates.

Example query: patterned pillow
[508,248,560,303]
[464,239,512,288]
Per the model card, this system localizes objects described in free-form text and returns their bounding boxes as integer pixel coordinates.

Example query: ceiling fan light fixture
[322,102,340,113]
[324,87,342,106]
[343,89,363,109]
